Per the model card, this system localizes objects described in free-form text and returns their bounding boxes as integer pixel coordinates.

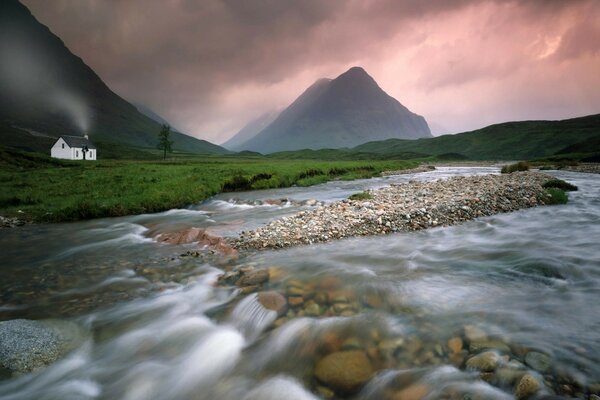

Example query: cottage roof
[59,135,96,149]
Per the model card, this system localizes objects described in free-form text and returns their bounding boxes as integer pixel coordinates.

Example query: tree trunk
[163,147,166,160]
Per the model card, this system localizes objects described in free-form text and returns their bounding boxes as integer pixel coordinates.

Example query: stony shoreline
[233,171,555,250]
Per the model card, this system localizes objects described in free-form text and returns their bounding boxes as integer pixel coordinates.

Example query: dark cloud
[20,0,600,141]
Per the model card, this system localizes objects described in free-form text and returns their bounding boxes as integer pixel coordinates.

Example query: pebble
[233,172,552,250]
[314,351,375,394]
[525,351,552,373]
[466,351,501,372]
[447,337,463,354]
[515,374,541,399]
[257,291,287,316]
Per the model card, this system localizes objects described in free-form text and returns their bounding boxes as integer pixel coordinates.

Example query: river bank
[234,171,555,250]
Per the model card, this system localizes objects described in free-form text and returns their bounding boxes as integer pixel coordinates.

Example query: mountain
[134,103,182,133]
[352,114,600,160]
[0,0,227,155]
[222,110,280,151]
[234,67,431,153]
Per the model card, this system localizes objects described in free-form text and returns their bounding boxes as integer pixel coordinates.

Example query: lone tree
[157,124,174,160]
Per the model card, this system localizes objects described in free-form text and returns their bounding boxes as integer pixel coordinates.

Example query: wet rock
[469,339,511,354]
[464,325,487,342]
[447,337,463,354]
[305,303,321,317]
[237,269,269,287]
[341,337,362,351]
[515,374,541,399]
[288,296,304,307]
[525,351,552,373]
[314,351,375,394]
[389,383,430,400]
[465,351,501,372]
[0,319,85,374]
[257,291,287,316]
[496,367,527,385]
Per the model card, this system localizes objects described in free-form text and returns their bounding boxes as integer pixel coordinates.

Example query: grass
[348,191,373,201]
[0,148,416,222]
[544,188,568,205]
[501,161,530,174]
[542,178,578,191]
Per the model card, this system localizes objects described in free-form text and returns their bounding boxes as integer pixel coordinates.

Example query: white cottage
[51,135,97,160]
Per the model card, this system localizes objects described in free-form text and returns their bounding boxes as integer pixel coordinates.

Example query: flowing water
[0,167,599,399]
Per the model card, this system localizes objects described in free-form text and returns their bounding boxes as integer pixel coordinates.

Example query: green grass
[544,188,568,205]
[348,191,373,201]
[0,149,416,222]
[542,179,578,191]
[501,161,530,174]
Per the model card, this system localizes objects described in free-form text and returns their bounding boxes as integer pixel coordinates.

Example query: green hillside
[353,114,600,160]
[0,0,228,155]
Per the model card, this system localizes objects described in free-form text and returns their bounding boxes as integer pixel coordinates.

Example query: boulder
[314,350,374,394]
[0,319,85,375]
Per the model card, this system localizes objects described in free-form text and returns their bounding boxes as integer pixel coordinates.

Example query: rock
[341,337,362,351]
[525,351,552,373]
[389,383,430,400]
[305,303,321,317]
[237,269,269,287]
[288,296,304,307]
[464,325,487,342]
[515,374,541,399]
[495,367,527,385]
[469,339,511,354]
[0,319,85,374]
[447,337,463,354]
[314,351,375,394]
[257,291,287,316]
[465,351,501,372]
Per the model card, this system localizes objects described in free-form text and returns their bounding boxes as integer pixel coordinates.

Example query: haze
[22,0,600,143]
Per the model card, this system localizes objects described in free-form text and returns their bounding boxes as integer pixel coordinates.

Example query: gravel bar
[233,171,554,250]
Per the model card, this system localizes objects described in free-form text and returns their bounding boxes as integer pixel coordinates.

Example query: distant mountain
[235,67,431,153]
[222,110,280,151]
[352,114,600,160]
[0,0,227,155]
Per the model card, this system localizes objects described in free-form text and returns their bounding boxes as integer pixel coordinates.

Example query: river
[0,167,598,399]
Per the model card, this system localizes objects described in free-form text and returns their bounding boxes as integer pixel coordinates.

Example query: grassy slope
[353,114,600,160]
[0,148,416,222]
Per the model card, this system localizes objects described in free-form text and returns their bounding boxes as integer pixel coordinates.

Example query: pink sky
[22,0,600,143]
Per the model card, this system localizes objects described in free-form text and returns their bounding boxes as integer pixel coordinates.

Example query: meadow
[0,148,416,222]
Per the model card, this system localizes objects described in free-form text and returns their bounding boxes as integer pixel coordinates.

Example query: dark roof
[59,135,96,149]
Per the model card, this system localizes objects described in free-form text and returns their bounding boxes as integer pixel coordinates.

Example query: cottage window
[62,143,65,149]
[76,150,79,157]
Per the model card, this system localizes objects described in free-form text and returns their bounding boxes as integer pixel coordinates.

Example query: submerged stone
[314,350,375,394]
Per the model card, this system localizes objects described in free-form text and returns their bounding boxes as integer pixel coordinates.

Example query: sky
[22,0,600,144]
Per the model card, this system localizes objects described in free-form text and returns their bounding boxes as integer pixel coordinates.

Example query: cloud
[21,0,600,142]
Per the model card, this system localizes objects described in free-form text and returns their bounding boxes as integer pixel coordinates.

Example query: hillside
[0,0,227,155]
[352,114,600,160]
[232,67,431,153]
[222,110,280,151]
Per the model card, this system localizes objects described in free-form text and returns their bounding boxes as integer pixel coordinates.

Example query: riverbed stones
[515,374,541,399]
[234,172,552,250]
[447,337,463,354]
[257,291,287,316]
[237,269,269,287]
[465,351,501,372]
[469,339,511,354]
[314,350,375,394]
[0,319,85,375]
[525,351,552,373]
[389,383,430,400]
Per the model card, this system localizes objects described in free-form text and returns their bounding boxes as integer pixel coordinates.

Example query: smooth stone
[469,339,511,354]
[389,383,430,400]
[314,351,375,394]
[341,337,362,351]
[515,374,541,399]
[237,269,269,286]
[288,296,304,307]
[447,337,463,354]
[464,325,487,342]
[465,351,501,372]
[496,367,527,385]
[257,291,288,316]
[305,303,321,317]
[525,351,552,373]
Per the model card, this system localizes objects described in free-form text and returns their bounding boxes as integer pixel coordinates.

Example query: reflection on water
[1,167,599,399]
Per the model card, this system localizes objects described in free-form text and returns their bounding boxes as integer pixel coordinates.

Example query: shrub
[542,179,578,191]
[544,188,568,205]
[501,161,530,174]
[222,175,251,191]
[348,191,373,201]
